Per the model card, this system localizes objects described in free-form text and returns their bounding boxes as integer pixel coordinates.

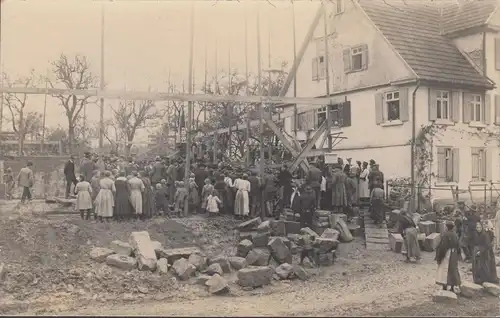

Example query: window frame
[436,90,450,120]
[471,148,487,182]
[318,55,326,79]
[384,91,401,122]
[350,46,363,72]
[470,94,483,123]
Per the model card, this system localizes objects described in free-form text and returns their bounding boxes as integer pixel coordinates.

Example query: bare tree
[111,100,160,156]
[1,70,43,155]
[48,54,98,154]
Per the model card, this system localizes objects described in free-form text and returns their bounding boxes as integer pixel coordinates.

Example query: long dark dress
[472,230,499,285]
[114,177,134,220]
[435,229,461,287]
[399,214,421,260]
[141,177,156,218]
[299,190,316,229]
[331,171,348,213]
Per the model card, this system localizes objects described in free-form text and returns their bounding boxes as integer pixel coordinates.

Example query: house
[282,0,500,200]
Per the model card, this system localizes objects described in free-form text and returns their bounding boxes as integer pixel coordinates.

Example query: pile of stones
[433,280,500,303]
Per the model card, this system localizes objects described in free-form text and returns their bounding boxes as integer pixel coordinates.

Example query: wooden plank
[289,121,328,171]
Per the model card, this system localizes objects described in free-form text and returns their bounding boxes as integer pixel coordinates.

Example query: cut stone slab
[321,228,340,240]
[188,253,207,271]
[252,231,271,248]
[418,221,436,236]
[237,266,273,288]
[157,258,170,275]
[315,237,339,254]
[129,231,157,271]
[206,274,229,295]
[417,233,426,250]
[270,219,286,236]
[275,263,293,280]
[432,290,457,303]
[228,256,247,270]
[237,217,262,231]
[482,282,500,296]
[389,233,404,253]
[195,274,212,285]
[205,263,224,276]
[158,247,202,264]
[424,233,441,252]
[329,213,347,227]
[172,258,197,280]
[335,219,354,243]
[209,256,231,273]
[151,241,163,256]
[257,220,271,233]
[460,281,484,298]
[347,224,362,237]
[315,210,331,217]
[109,240,133,256]
[285,221,301,234]
[106,254,137,270]
[236,239,253,258]
[268,237,292,264]
[245,248,271,266]
[300,227,319,238]
[292,264,308,280]
[90,247,115,263]
[269,236,292,250]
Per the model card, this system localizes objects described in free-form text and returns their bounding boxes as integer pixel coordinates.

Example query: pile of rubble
[433,280,500,303]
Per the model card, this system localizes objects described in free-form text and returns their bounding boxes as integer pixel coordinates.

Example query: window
[315,102,351,128]
[470,94,482,122]
[318,56,326,79]
[472,148,487,182]
[385,91,400,121]
[317,107,327,127]
[437,147,458,183]
[343,45,368,73]
[436,90,450,120]
[351,47,363,71]
[335,0,344,14]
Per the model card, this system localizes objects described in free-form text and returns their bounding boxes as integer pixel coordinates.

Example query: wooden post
[292,4,298,138]
[184,2,195,217]
[227,42,232,160]
[323,5,333,151]
[257,3,265,220]
[99,3,105,151]
[41,70,48,153]
[245,10,251,168]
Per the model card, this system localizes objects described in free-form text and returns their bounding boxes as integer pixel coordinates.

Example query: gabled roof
[441,0,499,35]
[358,0,494,89]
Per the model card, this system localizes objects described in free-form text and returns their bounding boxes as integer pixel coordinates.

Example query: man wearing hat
[18,161,34,203]
[151,156,165,185]
[80,152,96,185]
[462,203,480,262]
[64,155,78,199]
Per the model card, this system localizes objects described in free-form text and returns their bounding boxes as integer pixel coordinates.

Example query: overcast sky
[1,0,319,140]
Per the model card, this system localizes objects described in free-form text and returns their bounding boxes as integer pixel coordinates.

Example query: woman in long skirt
[472,221,499,285]
[128,171,145,218]
[114,171,134,221]
[435,221,461,292]
[74,175,93,220]
[398,211,421,262]
[140,171,155,219]
[201,178,213,213]
[90,170,101,219]
[234,173,251,219]
[94,171,115,222]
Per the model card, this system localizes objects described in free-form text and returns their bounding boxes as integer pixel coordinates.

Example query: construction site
[1,0,500,316]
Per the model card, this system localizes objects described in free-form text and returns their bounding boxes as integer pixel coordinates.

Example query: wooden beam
[289,121,328,172]
[0,87,340,105]
[278,4,324,97]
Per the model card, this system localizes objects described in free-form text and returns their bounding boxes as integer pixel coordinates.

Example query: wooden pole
[184,2,195,217]
[227,39,232,160]
[41,70,48,153]
[244,9,251,168]
[204,40,208,123]
[292,4,298,138]
[267,13,272,162]
[257,3,265,220]
[322,5,333,150]
[99,3,105,151]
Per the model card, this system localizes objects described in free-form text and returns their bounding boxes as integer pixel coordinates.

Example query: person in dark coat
[140,171,156,219]
[64,155,78,199]
[278,164,293,207]
[435,221,461,291]
[150,156,165,185]
[462,205,481,262]
[306,163,323,208]
[290,181,301,221]
[330,164,348,214]
[299,184,316,228]
[472,221,499,285]
[80,152,96,187]
[194,163,209,198]
[368,164,384,192]
[248,171,261,218]
[114,171,134,221]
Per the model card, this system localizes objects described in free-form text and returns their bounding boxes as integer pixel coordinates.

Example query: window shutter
[428,88,437,121]
[463,92,472,124]
[343,48,351,73]
[342,101,351,127]
[495,38,500,70]
[484,93,491,124]
[305,111,315,130]
[399,87,409,122]
[495,95,500,125]
[360,44,368,70]
[452,148,460,183]
[312,58,318,81]
[437,147,446,182]
[451,91,460,123]
[486,149,492,182]
[375,92,384,125]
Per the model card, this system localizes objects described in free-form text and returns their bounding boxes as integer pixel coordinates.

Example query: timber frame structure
[0,4,344,173]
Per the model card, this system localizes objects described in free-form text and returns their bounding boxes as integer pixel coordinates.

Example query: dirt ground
[0,200,498,316]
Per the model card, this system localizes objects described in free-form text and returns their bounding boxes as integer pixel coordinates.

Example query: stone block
[418,221,436,236]
[151,241,163,256]
[460,281,484,298]
[270,236,291,250]
[321,228,340,241]
[389,233,404,253]
[292,264,308,280]
[314,210,331,217]
[268,237,292,264]
[237,217,262,232]
[432,290,457,303]
[129,231,157,271]
[421,212,437,222]
[275,263,293,280]
[236,239,253,258]
[347,224,362,237]
[90,247,115,263]
[188,253,207,271]
[252,231,270,248]
[158,247,202,264]
[245,248,271,266]
[228,256,247,270]
[206,274,229,295]
[315,237,339,254]
[208,256,231,273]
[109,240,133,256]
[106,254,137,270]
[436,221,446,234]
[316,216,330,223]
[285,221,301,234]
[270,219,286,236]
[204,263,224,276]
[300,227,319,238]
[195,274,212,285]
[335,219,353,242]
[482,282,500,296]
[157,258,170,275]
[417,233,426,250]
[257,220,271,233]
[424,233,441,252]
[237,266,273,288]
[172,258,197,280]
[238,231,256,242]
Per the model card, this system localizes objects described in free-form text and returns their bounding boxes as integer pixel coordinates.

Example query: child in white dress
[206,189,222,216]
